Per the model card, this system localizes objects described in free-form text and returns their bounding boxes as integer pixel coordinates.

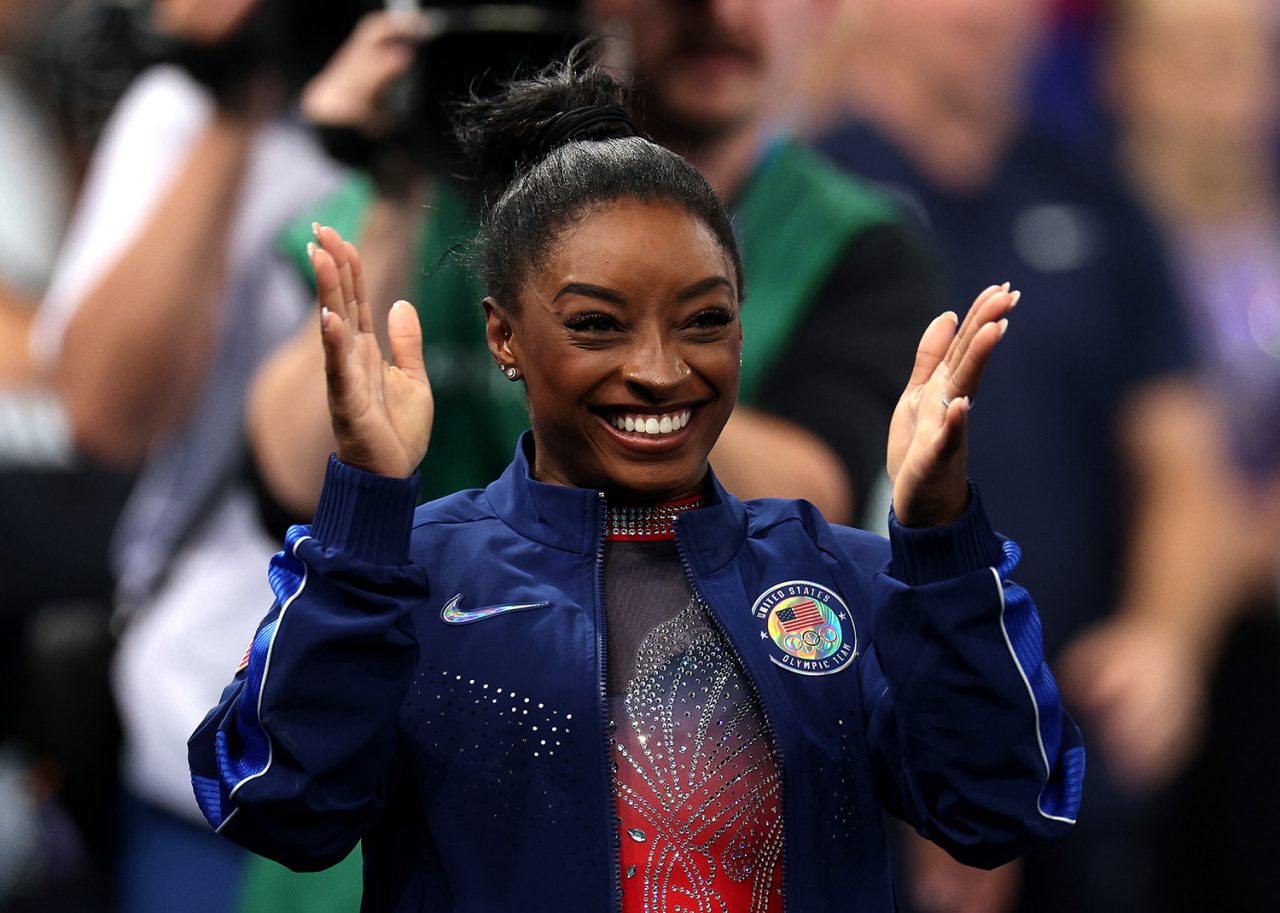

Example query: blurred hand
[906,830,1022,913]
[311,225,433,478]
[1057,613,1209,790]
[887,284,1016,527]
[301,9,433,137]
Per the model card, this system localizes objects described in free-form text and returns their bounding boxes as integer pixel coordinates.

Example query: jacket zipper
[674,532,789,912]
[595,490,624,913]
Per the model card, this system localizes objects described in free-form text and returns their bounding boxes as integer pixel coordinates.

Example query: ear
[483,296,517,368]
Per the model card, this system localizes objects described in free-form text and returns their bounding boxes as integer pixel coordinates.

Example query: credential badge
[752,580,856,676]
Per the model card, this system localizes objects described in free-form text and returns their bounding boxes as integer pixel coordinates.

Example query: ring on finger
[941,393,975,411]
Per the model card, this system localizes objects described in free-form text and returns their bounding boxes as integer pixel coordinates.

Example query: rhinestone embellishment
[612,599,784,912]
[606,497,705,541]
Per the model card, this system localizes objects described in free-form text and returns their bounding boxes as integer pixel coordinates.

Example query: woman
[189,57,1083,913]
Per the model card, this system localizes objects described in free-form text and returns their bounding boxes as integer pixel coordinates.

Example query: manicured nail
[312,222,322,239]
[1009,290,1021,307]
[1001,281,1011,292]
[306,241,317,258]
[998,318,1009,337]
[320,306,330,326]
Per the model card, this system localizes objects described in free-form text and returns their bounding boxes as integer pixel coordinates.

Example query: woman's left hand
[886,284,1018,527]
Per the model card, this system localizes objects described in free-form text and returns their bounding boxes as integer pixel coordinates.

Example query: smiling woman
[188,52,1084,913]
[495,197,740,500]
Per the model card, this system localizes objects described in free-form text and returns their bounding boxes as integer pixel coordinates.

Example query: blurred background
[1,1,1277,911]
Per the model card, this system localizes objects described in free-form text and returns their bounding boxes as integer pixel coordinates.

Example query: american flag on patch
[776,599,824,633]
[236,640,253,674]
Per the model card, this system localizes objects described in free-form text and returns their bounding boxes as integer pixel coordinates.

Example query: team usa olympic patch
[752,580,857,676]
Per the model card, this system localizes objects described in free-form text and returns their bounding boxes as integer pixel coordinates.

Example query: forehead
[529,198,738,302]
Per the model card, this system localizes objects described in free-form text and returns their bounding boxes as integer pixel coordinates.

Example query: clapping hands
[310,225,433,478]
[887,284,1018,527]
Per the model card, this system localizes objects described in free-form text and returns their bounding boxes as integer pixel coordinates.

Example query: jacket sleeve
[858,485,1085,869]
[188,456,426,872]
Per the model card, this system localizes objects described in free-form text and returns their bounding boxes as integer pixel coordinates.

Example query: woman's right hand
[311,225,433,478]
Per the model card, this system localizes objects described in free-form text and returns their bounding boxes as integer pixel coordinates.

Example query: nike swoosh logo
[440,594,552,626]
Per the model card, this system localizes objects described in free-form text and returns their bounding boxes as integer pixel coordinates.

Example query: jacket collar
[484,432,748,569]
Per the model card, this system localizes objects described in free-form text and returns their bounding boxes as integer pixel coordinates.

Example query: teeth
[610,410,692,436]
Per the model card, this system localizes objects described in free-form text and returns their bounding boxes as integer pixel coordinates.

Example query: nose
[623,335,691,402]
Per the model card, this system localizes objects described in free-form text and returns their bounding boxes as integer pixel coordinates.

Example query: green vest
[237,140,897,913]
[734,141,894,403]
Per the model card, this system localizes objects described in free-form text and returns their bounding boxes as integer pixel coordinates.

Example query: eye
[686,307,735,331]
[565,312,622,333]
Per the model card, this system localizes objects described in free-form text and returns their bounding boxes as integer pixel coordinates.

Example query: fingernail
[306,241,317,258]
[998,318,1009,337]
[320,306,330,325]
[1009,290,1021,307]
[1002,281,1011,292]
[311,222,322,239]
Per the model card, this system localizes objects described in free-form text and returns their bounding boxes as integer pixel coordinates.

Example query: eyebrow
[553,276,734,305]
[553,282,626,304]
[675,276,734,301]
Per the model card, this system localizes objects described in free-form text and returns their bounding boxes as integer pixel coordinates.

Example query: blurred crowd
[1,1,1277,912]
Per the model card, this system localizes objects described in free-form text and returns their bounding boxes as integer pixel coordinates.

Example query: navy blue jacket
[190,439,1084,912]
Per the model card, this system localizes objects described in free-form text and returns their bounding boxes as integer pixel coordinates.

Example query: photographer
[27,2,381,910]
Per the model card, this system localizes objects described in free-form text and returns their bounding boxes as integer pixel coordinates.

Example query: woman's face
[153,0,260,45]
[489,198,742,503]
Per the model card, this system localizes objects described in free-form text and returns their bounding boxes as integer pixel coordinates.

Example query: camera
[385,2,586,171]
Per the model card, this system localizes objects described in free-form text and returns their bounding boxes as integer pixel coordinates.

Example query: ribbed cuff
[310,454,419,565]
[888,482,1004,586]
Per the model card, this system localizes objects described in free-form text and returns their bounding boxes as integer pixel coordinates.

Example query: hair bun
[532,104,638,160]
[453,43,633,204]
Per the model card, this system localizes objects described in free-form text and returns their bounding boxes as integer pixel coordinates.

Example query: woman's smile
[598,406,698,449]
[606,408,692,436]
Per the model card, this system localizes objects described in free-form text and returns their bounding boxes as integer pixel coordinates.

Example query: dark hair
[453,48,745,312]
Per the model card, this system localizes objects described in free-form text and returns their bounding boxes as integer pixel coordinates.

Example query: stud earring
[504,366,520,381]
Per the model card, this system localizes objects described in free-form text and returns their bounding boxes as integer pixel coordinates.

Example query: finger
[932,394,970,463]
[943,284,1018,372]
[945,318,1008,401]
[943,283,1004,366]
[943,289,1014,375]
[907,311,959,389]
[345,241,373,334]
[320,303,353,407]
[310,244,350,327]
[387,300,428,383]
[314,224,357,324]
